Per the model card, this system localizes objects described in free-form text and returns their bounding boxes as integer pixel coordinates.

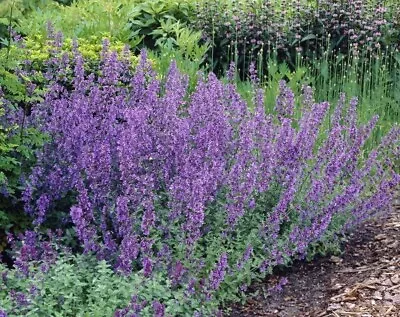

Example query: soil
[228,195,400,317]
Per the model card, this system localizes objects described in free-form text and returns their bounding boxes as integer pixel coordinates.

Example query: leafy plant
[13,0,197,52]
[0,252,218,316]
[0,0,52,48]
[0,34,50,251]
[127,0,195,50]
[15,0,134,44]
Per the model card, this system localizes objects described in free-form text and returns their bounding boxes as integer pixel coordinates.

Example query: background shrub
[192,0,398,76]
[11,0,199,54]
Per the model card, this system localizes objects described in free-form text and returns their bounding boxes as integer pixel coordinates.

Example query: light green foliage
[0,104,19,200]
[149,24,210,90]
[0,253,218,316]
[0,0,51,46]
[19,34,139,67]
[16,0,134,43]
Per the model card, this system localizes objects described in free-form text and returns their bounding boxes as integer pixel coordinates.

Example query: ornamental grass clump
[1,37,399,316]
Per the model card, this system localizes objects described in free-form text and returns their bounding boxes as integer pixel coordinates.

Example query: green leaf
[301,34,316,42]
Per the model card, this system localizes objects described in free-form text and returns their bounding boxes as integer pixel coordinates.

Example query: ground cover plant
[0,32,399,316]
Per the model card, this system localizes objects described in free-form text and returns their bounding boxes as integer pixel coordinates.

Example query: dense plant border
[0,34,399,315]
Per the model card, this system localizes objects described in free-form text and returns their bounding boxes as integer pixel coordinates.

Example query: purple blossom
[115,295,146,317]
[170,261,185,285]
[10,290,29,307]
[152,300,165,317]
[186,278,197,296]
[275,80,295,119]
[237,245,253,269]
[116,234,139,275]
[209,253,228,291]
[268,277,288,293]
[142,256,153,277]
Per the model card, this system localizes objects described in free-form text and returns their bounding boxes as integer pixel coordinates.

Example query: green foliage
[0,38,46,248]
[0,0,52,47]
[0,102,47,249]
[149,25,210,90]
[14,0,199,53]
[0,253,218,316]
[15,0,134,43]
[127,0,195,50]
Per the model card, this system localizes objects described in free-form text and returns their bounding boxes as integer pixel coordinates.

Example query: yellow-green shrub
[6,34,139,70]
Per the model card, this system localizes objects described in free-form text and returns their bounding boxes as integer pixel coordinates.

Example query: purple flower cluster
[268,277,288,294]
[114,295,147,317]
[208,253,228,291]
[9,37,398,306]
[237,245,253,270]
[114,295,164,317]
[6,230,61,276]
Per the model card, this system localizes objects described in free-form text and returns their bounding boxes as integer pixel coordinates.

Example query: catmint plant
[1,34,398,316]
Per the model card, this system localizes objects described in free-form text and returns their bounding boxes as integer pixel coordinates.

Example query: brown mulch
[228,196,400,317]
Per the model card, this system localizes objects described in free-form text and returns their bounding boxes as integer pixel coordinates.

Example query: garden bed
[1,1,400,315]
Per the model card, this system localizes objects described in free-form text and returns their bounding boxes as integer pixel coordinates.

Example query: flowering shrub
[0,28,145,258]
[0,90,48,254]
[1,37,399,315]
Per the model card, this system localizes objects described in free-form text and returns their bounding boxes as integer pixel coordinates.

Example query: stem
[6,0,15,63]
[19,105,26,146]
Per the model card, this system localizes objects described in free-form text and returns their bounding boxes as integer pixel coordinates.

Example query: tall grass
[233,48,400,150]
[307,50,400,147]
